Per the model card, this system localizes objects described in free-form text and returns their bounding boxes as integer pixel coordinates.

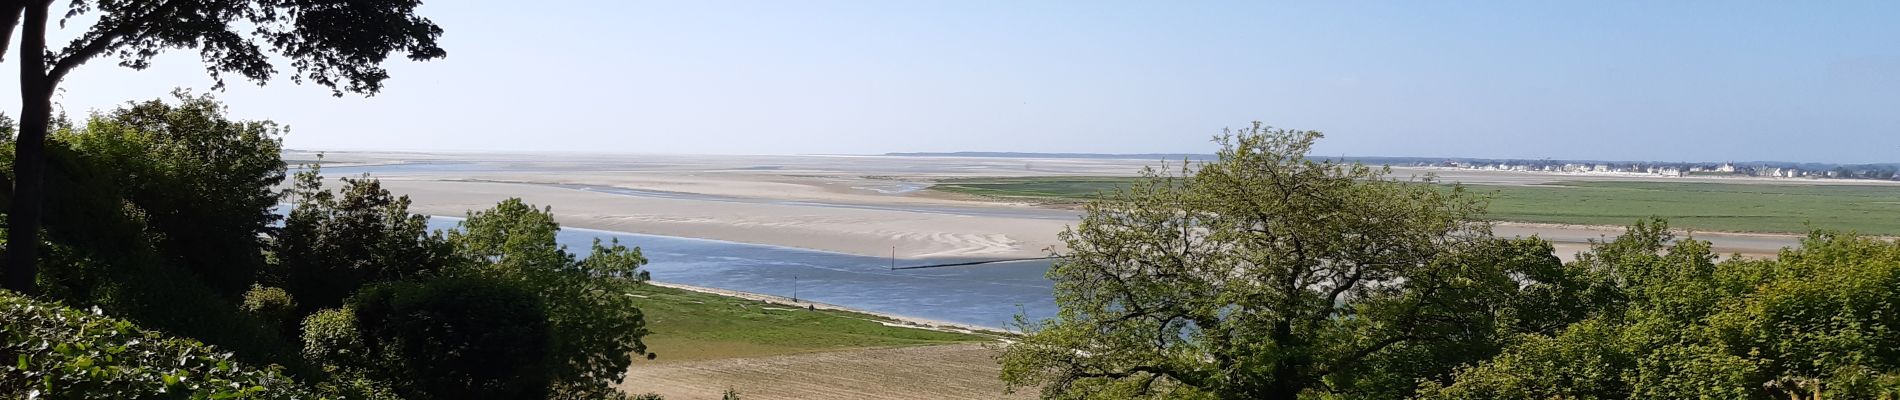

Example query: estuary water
[424,216,1058,330]
[297,162,1065,329]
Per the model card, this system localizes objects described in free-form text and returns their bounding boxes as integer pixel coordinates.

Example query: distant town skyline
[871,151,1900,167]
[7,1,1898,163]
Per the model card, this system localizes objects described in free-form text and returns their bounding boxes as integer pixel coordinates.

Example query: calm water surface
[296,163,1066,328]
[426,217,1058,329]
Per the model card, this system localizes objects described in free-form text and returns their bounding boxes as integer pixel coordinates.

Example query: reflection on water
[424,217,1057,329]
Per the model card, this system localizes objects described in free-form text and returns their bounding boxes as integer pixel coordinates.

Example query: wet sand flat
[310,152,1806,262]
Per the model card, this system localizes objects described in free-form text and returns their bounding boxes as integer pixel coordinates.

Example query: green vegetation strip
[630,284,990,363]
[931,177,1142,202]
[2,291,321,398]
[1470,181,1900,235]
[929,177,1900,235]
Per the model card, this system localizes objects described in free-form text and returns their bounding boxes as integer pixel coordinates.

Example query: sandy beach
[379,177,1072,259]
[306,152,1805,262]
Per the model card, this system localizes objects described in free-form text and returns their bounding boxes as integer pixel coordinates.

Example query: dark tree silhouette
[0,0,445,294]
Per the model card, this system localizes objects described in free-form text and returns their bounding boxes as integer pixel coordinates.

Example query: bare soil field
[619,343,1034,400]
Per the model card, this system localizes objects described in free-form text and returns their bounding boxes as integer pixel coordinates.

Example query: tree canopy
[998,123,1567,399]
[1420,223,1900,399]
[2,0,445,294]
[0,93,664,398]
[1001,122,1900,399]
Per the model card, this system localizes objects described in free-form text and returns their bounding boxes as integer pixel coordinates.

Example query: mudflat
[310,152,1804,262]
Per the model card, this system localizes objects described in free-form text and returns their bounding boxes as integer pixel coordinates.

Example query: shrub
[276,166,458,315]
[241,284,297,335]
[0,290,324,399]
[9,95,305,371]
[1423,228,1900,398]
[450,198,653,398]
[48,91,285,299]
[350,276,556,400]
[300,308,369,375]
[36,238,303,372]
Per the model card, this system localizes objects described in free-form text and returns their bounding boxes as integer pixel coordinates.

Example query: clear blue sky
[12,1,1899,163]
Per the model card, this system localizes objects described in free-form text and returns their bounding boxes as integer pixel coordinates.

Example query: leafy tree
[997,123,1549,399]
[0,94,301,368]
[55,90,286,297]
[2,0,446,295]
[1422,222,1900,399]
[448,198,653,399]
[274,163,456,315]
[278,180,653,397]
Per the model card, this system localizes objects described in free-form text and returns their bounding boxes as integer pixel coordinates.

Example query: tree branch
[45,26,127,85]
[45,1,178,86]
[1073,364,1200,391]
[1317,266,1365,322]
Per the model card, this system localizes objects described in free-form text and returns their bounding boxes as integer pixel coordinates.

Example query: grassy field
[930,177,1142,202]
[629,284,991,363]
[1475,181,1900,235]
[929,177,1900,235]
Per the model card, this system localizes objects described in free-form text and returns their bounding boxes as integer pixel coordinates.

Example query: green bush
[300,308,368,374]
[449,198,653,398]
[0,290,324,399]
[56,91,286,298]
[7,94,305,371]
[241,285,297,335]
[276,166,458,315]
[36,238,304,373]
[1422,225,1900,399]
[350,276,555,400]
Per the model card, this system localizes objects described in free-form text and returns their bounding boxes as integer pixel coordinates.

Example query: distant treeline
[886,152,1900,178]
[1343,156,1900,172]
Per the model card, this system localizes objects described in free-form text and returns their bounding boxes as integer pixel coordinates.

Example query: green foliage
[37,0,445,95]
[930,177,1139,203]
[0,291,324,399]
[56,90,286,297]
[998,123,1556,399]
[298,309,403,400]
[13,93,302,370]
[1421,221,1900,399]
[300,308,367,376]
[240,285,297,336]
[630,283,986,362]
[448,198,653,398]
[275,175,658,398]
[2,0,448,297]
[275,163,457,314]
[349,277,555,400]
